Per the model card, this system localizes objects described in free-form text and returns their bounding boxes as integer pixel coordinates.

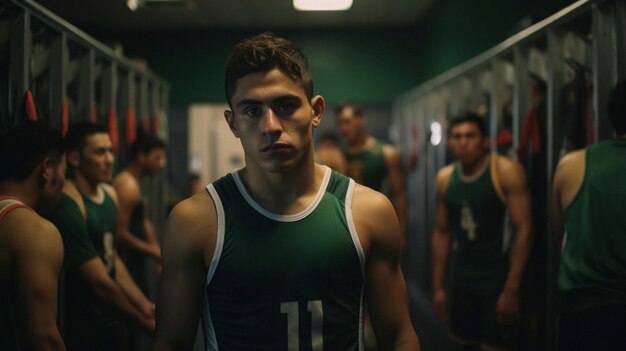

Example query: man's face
[141,148,167,175]
[224,68,324,173]
[335,107,363,144]
[448,122,488,165]
[78,133,115,183]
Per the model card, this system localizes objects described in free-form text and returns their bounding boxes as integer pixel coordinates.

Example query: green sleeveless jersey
[203,167,365,351]
[558,139,626,311]
[345,138,387,191]
[444,156,511,295]
[49,187,118,345]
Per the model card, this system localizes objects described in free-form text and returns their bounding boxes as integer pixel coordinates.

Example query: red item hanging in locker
[108,110,119,153]
[151,111,159,135]
[25,90,38,121]
[90,103,97,123]
[61,97,69,136]
[126,107,136,145]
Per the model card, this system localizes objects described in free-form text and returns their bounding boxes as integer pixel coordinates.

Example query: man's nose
[262,109,282,135]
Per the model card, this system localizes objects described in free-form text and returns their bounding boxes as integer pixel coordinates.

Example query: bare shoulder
[435,164,454,193]
[165,190,217,259]
[383,143,401,162]
[554,149,586,190]
[351,184,400,252]
[10,212,63,257]
[556,149,586,173]
[101,183,119,206]
[494,154,526,188]
[113,171,139,195]
[63,181,86,218]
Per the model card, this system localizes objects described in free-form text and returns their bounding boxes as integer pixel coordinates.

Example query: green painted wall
[109,0,575,106]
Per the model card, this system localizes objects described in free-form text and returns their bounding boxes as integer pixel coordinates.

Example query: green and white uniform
[345,139,387,191]
[558,139,626,311]
[49,187,119,350]
[444,156,511,295]
[203,166,365,351]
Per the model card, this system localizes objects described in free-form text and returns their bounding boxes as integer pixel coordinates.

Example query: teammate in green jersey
[432,113,532,351]
[552,80,626,351]
[335,104,408,244]
[154,32,419,351]
[49,123,155,350]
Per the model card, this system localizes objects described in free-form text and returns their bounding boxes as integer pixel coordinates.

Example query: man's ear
[310,95,325,128]
[67,150,80,168]
[224,110,240,138]
[39,156,53,182]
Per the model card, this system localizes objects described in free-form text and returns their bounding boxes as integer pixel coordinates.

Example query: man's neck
[0,181,38,208]
[239,153,323,214]
[347,134,371,153]
[460,153,489,178]
[72,172,100,199]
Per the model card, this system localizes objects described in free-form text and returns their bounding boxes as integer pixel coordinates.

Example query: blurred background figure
[315,131,348,174]
[113,135,167,288]
[335,103,407,240]
[0,121,66,351]
[49,122,155,351]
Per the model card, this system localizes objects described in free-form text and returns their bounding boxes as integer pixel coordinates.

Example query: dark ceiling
[36,0,437,31]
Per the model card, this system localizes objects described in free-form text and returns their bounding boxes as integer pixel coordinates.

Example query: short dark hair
[64,122,108,153]
[448,112,487,136]
[224,32,313,106]
[335,103,364,118]
[129,135,166,161]
[608,79,626,135]
[0,121,64,182]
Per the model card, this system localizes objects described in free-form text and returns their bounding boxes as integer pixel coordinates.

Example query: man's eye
[244,107,262,117]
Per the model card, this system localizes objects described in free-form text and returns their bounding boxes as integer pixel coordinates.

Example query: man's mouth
[261,143,291,152]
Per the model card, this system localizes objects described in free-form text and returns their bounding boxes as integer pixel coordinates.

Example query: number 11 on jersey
[280,300,323,351]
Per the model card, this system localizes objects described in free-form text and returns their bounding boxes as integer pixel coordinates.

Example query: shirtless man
[0,122,66,351]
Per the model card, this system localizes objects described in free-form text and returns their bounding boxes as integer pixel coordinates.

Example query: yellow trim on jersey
[490,154,506,203]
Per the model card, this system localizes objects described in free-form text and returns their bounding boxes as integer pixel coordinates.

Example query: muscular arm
[385,146,408,247]
[113,175,161,261]
[14,216,66,351]
[496,157,533,324]
[76,258,155,333]
[431,166,452,323]
[154,195,213,351]
[115,256,155,319]
[356,186,419,351]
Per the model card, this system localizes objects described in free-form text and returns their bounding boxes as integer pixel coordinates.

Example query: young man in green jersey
[0,122,66,351]
[154,32,419,351]
[431,113,532,351]
[552,80,626,351]
[335,104,408,244]
[49,122,155,351]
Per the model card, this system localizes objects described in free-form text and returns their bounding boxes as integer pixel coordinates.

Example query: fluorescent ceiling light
[293,0,353,11]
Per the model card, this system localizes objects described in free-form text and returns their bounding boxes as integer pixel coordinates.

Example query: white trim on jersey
[230,166,332,222]
[344,178,366,351]
[202,184,226,351]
